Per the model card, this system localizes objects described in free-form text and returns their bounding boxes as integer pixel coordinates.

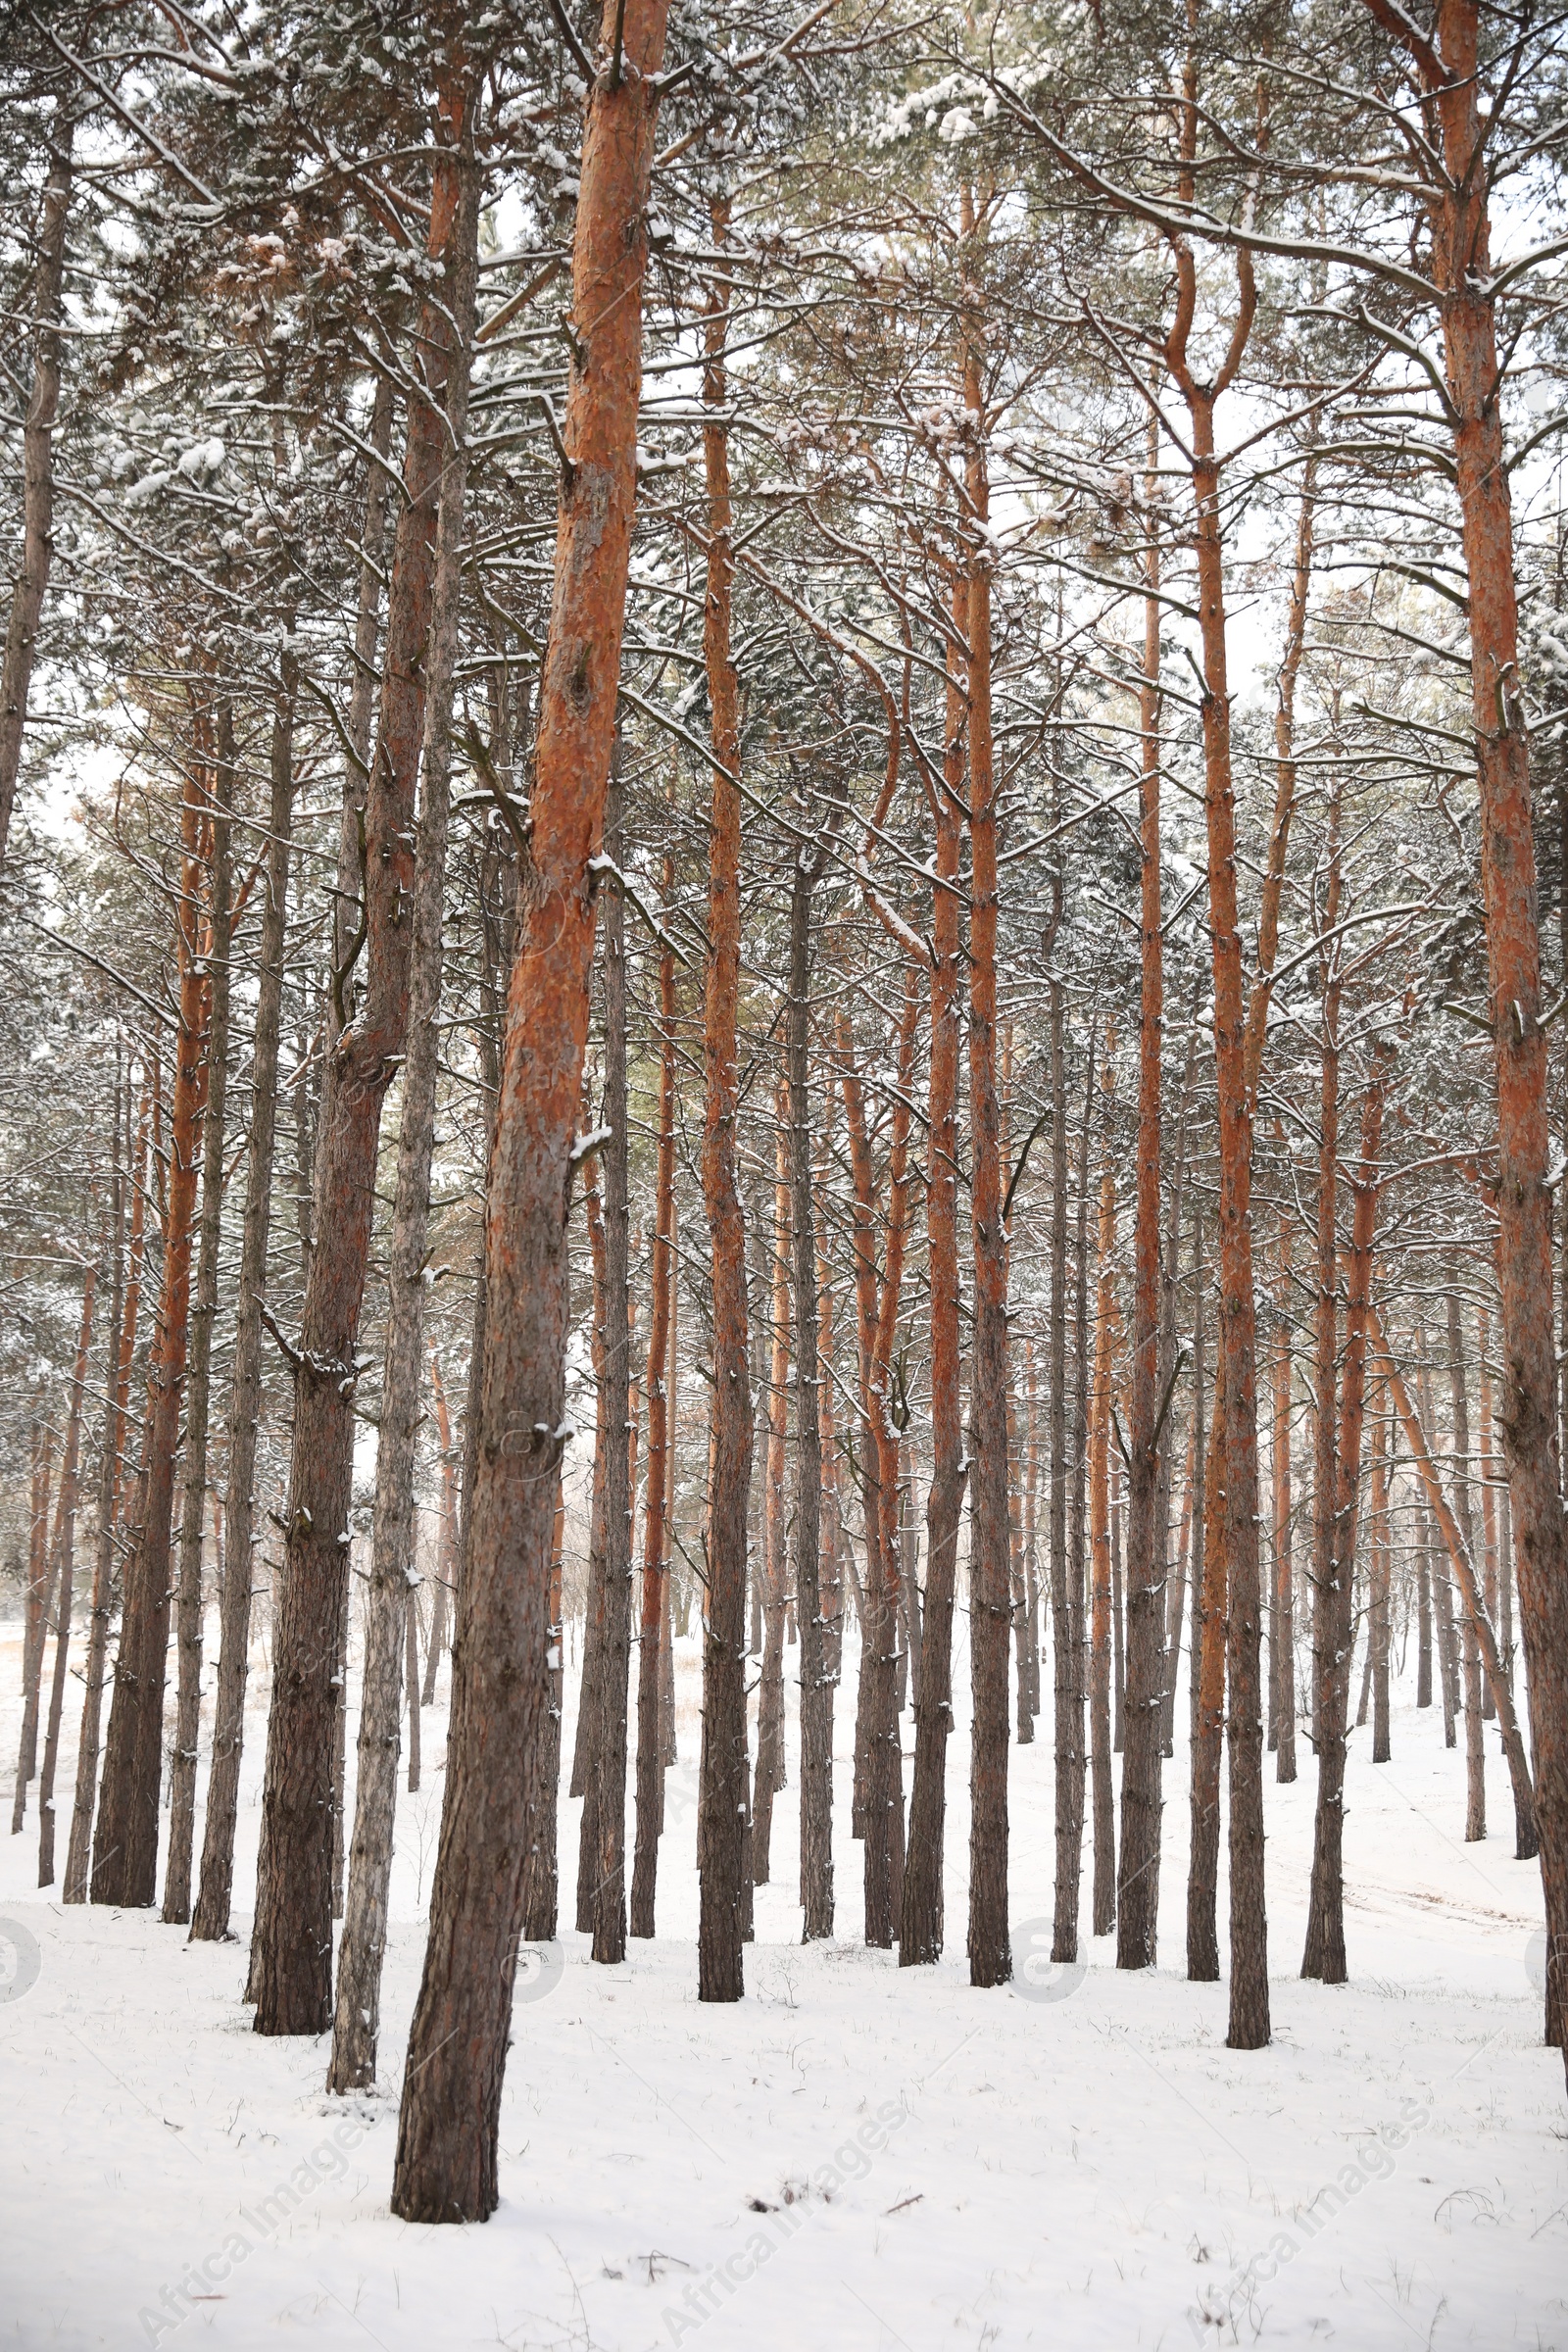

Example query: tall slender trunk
[65,1076,127,1900]
[1188,1204,1223,1982]
[697,193,753,2004]
[1089,1093,1117,1940]
[589,753,633,1964]
[94,739,213,1907]
[328,164,476,2092]
[37,1267,96,1886]
[1166,45,1268,2030]
[1370,1393,1392,1764]
[838,979,920,1946]
[0,103,74,867]
[1054,1024,1096,1962]
[963,240,1011,1989]
[752,1085,792,1885]
[13,1422,56,1834]
[904,655,966,1960]
[789,850,835,1941]
[393,6,670,2221]
[190,669,296,1941]
[1272,1203,1298,1781]
[632,850,678,1936]
[164,707,234,1922]
[1392,0,1568,2062]
[1302,1054,1389,1984]
[1446,1276,1487,1842]
[253,62,476,2036]
[1117,448,1165,1965]
[424,1349,459,1704]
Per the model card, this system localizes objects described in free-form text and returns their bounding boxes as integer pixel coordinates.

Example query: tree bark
[163,705,234,1923]
[1054,1024,1096,1962]
[13,1422,56,1835]
[328,156,475,2091]
[190,671,295,1941]
[1089,1091,1117,1941]
[903,623,966,1963]
[94,738,213,1907]
[391,6,669,2219]
[253,60,475,2036]
[1117,465,1165,1964]
[1446,1277,1487,1843]
[1368,0,1568,2068]
[588,753,633,1965]
[631,848,678,1936]
[0,102,74,869]
[65,1075,128,1901]
[1302,1055,1389,1984]
[37,1267,96,1886]
[696,192,753,2006]
[752,1084,792,1886]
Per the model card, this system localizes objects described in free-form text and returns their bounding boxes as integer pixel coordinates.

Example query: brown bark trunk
[190,671,295,1941]
[751,1085,792,1886]
[13,1422,56,1835]
[393,5,670,2219]
[1446,1278,1487,1842]
[904,646,966,1960]
[588,750,633,1964]
[328,167,476,2090]
[1090,1097,1117,1940]
[164,705,234,1923]
[631,850,678,1936]
[788,850,835,1942]
[1302,1056,1389,1983]
[1188,1211,1223,1984]
[1054,1022,1096,1962]
[0,104,73,868]
[94,739,213,1908]
[697,194,753,2002]
[253,62,475,2035]
[65,1076,128,1901]
[37,1267,96,1887]
[1369,1391,1392,1764]
[1367,0,1568,2062]
[1117,475,1165,1963]
[1272,1205,1298,1782]
[963,290,1011,1988]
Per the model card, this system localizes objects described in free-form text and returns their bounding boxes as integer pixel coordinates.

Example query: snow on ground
[2,1608,1564,2351]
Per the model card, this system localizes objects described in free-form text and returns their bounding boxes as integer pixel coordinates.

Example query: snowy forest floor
[2,1613,1564,2351]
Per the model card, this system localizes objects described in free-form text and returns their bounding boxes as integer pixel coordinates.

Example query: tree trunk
[190,671,296,1941]
[1188,1208,1222,1983]
[253,64,475,2037]
[65,1076,128,1901]
[1054,1022,1096,1963]
[13,1422,56,1835]
[588,752,633,1965]
[1089,1096,1117,1940]
[391,8,669,2220]
[1446,1278,1487,1842]
[1302,1056,1389,1983]
[1370,1394,1392,1765]
[328,161,475,2092]
[904,649,965,1959]
[963,273,1011,1989]
[1272,1206,1298,1782]
[696,193,754,2006]
[752,1085,792,1886]
[163,706,234,1923]
[1117,467,1165,1963]
[37,1267,96,1886]
[0,103,74,868]
[631,849,678,1936]
[1415,0,1568,2063]
[94,738,213,1908]
[788,848,835,1943]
